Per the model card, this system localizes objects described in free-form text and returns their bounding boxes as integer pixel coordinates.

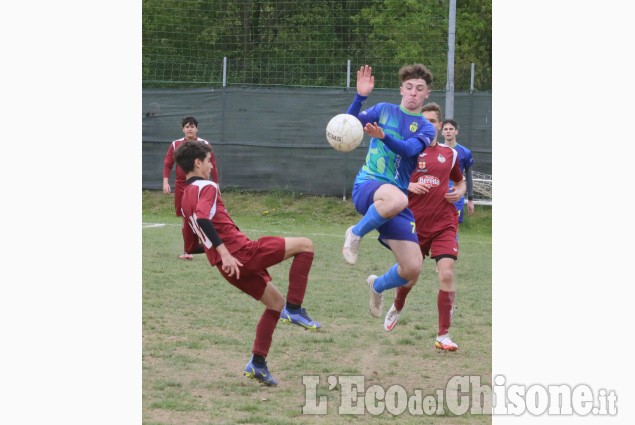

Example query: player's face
[442,124,458,143]
[400,78,430,113]
[423,111,441,144]
[183,123,198,140]
[423,111,442,132]
[201,152,213,179]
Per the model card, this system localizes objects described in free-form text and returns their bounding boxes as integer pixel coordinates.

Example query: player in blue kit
[441,119,475,223]
[342,64,436,317]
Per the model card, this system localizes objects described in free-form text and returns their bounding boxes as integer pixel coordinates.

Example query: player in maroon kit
[383,103,465,352]
[163,116,220,260]
[173,140,321,386]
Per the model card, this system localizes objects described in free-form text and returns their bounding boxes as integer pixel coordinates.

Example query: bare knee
[383,194,408,217]
[375,186,408,216]
[300,237,314,253]
[392,242,422,282]
[284,237,314,259]
[261,284,285,312]
[438,269,454,286]
[268,292,285,312]
[400,261,422,282]
[393,193,408,212]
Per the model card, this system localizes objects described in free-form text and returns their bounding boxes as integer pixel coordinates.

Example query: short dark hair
[442,119,458,130]
[399,64,433,87]
[182,116,199,128]
[174,140,211,173]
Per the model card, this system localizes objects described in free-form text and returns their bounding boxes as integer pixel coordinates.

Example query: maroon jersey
[408,144,463,234]
[180,178,250,265]
[163,138,219,185]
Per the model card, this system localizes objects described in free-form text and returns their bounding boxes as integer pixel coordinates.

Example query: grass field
[143,189,492,425]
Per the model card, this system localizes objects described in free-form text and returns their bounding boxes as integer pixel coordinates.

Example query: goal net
[472,170,492,206]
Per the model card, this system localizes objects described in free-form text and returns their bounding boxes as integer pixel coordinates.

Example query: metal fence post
[222,57,227,87]
[445,0,456,119]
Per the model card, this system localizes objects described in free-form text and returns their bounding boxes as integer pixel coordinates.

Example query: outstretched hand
[356,65,375,97]
[364,122,385,139]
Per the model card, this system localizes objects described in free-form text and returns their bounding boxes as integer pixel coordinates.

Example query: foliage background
[142,0,491,90]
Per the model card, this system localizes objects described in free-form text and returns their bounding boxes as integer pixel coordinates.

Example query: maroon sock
[286,251,313,305]
[252,309,281,357]
[394,285,412,311]
[438,290,456,336]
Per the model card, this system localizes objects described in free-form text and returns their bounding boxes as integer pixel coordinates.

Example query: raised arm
[356,65,374,96]
[346,65,375,117]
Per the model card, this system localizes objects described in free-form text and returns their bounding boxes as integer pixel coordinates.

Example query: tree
[455,0,492,90]
[142,0,491,90]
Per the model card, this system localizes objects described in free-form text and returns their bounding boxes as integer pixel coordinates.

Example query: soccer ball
[326,114,363,152]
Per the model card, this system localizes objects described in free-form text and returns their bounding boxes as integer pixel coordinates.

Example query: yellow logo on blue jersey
[409,122,418,132]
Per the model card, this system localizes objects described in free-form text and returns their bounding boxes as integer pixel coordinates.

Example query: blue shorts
[454,197,465,224]
[352,180,419,246]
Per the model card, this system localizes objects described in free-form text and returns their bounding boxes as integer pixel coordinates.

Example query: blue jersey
[352,102,435,193]
[448,143,474,212]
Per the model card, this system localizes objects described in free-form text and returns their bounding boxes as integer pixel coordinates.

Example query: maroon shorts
[216,236,286,300]
[418,227,459,260]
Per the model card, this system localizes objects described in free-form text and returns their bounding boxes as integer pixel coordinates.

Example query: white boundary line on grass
[142,222,342,237]
[142,222,491,244]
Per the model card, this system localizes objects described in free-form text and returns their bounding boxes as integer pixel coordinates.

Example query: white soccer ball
[326,113,363,152]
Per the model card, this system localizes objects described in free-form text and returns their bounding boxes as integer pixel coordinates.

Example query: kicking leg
[280,237,321,330]
[343,183,407,264]
[367,239,422,317]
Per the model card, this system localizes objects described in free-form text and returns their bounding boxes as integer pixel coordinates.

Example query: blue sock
[352,204,389,237]
[373,264,408,293]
